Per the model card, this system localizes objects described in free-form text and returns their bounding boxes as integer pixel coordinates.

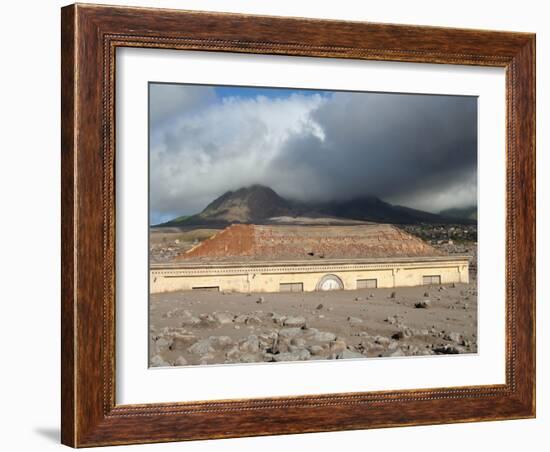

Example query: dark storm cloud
[270,92,477,210]
[149,85,477,223]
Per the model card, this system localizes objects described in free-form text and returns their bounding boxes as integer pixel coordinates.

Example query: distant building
[150,224,469,294]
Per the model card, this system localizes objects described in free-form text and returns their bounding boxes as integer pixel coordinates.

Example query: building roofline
[151,255,471,270]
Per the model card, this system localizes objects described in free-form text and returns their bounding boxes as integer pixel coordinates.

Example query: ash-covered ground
[149,277,477,367]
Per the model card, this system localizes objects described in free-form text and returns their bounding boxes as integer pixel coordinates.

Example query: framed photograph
[61,3,536,447]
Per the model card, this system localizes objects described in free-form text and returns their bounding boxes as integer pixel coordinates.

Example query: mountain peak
[157,185,472,227]
[232,184,278,196]
[198,184,292,223]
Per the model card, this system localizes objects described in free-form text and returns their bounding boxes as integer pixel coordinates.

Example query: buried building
[150,224,469,294]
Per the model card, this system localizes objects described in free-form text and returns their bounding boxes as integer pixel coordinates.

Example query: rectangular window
[192,286,220,291]
[357,278,377,289]
[279,282,303,292]
[422,275,441,285]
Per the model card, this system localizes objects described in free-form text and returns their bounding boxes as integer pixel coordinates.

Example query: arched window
[316,274,344,291]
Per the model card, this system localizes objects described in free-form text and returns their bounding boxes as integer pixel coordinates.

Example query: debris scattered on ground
[150,278,478,366]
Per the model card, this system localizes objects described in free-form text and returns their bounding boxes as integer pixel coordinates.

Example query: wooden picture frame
[61,3,535,447]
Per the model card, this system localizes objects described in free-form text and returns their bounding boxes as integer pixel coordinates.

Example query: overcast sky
[149,83,477,225]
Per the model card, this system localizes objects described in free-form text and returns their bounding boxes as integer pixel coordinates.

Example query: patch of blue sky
[214,85,333,101]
